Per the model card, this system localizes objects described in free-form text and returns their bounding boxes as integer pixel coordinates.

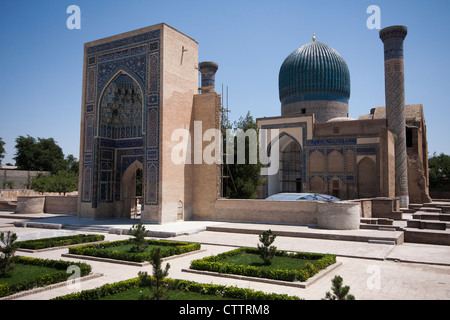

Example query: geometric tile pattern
[380,26,409,199]
[81,28,161,207]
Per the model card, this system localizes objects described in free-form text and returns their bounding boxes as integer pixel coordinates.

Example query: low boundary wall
[14,195,78,214]
[214,199,361,230]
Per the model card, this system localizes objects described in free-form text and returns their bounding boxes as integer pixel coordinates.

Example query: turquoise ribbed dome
[279,41,350,105]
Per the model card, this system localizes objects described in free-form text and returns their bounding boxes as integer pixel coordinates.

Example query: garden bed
[0,256,92,298]
[64,239,201,265]
[52,276,301,300]
[16,234,105,252]
[188,247,337,285]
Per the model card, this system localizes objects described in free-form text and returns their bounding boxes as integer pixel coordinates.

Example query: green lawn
[99,286,234,300]
[68,239,201,263]
[0,263,64,285]
[218,252,315,270]
[190,247,336,282]
[0,257,92,298]
[102,243,167,254]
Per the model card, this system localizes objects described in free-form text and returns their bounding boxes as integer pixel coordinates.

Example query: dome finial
[312,33,316,41]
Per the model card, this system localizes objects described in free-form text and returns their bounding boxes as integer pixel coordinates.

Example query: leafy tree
[14,135,66,174]
[323,275,355,300]
[129,222,148,253]
[138,247,170,300]
[2,181,14,189]
[223,111,266,199]
[0,137,5,166]
[65,154,79,175]
[30,173,51,194]
[429,152,450,189]
[50,171,78,195]
[30,170,78,195]
[0,231,18,277]
[258,229,277,265]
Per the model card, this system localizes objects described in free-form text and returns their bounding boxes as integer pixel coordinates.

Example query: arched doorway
[94,70,145,219]
[122,160,143,219]
[280,141,302,192]
[266,133,302,196]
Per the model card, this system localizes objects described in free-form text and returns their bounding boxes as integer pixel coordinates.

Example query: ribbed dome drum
[279,40,351,122]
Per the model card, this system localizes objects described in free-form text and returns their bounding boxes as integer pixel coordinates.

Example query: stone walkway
[0,214,449,300]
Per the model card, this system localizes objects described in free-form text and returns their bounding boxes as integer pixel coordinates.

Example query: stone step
[442,206,450,213]
[421,203,441,208]
[404,228,450,245]
[412,212,441,220]
[422,207,442,213]
[206,224,404,244]
[412,212,450,222]
[360,224,402,231]
[360,218,393,225]
[62,224,111,233]
[406,219,447,230]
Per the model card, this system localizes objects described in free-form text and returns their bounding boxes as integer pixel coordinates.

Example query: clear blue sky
[1,0,449,165]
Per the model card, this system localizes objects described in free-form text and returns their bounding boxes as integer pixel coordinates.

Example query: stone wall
[13,195,78,214]
[0,170,50,190]
[317,201,361,230]
[213,198,361,229]
[0,189,77,201]
[44,195,78,213]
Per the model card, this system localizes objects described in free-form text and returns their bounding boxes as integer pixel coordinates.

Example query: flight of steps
[401,200,450,245]
[359,200,450,245]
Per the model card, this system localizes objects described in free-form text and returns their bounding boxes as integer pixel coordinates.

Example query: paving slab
[2,218,450,300]
[206,222,404,244]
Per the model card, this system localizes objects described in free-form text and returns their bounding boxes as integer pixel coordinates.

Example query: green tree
[49,171,78,195]
[129,222,148,253]
[323,275,355,300]
[64,154,79,175]
[0,137,5,166]
[30,171,78,195]
[138,247,170,300]
[258,229,277,265]
[223,111,266,199]
[429,152,450,189]
[0,231,18,278]
[14,135,66,174]
[30,173,51,194]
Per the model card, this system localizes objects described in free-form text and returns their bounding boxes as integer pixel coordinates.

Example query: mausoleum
[77,23,431,224]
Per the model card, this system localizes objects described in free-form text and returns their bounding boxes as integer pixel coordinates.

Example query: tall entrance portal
[78,23,217,223]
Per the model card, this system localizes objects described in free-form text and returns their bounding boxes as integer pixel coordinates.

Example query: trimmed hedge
[68,239,201,263]
[52,276,301,300]
[190,247,336,282]
[0,256,92,298]
[16,234,105,250]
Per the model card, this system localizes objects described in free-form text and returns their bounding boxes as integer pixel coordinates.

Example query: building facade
[78,23,221,222]
[258,28,431,206]
[78,23,430,223]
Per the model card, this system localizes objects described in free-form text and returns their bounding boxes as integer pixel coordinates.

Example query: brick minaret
[380,25,409,208]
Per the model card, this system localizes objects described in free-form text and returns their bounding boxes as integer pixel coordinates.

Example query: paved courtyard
[1,213,450,301]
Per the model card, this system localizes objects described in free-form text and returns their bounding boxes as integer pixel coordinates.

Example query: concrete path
[0,215,449,300]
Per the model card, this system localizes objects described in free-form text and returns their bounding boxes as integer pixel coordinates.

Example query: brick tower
[380,25,409,208]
